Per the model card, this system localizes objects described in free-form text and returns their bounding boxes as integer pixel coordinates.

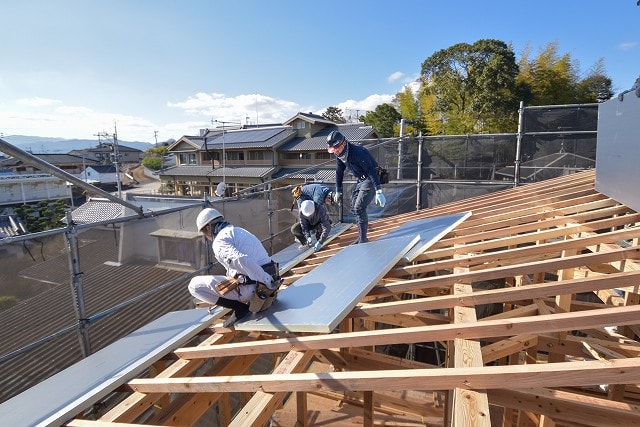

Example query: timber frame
[65,170,640,426]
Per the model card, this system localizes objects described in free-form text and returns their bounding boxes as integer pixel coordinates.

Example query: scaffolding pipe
[0,137,144,215]
[65,211,92,357]
[397,119,405,180]
[514,101,524,187]
[416,132,423,211]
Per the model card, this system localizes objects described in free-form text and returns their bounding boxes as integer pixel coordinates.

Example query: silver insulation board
[237,211,469,333]
[271,222,352,274]
[0,308,215,427]
[595,88,640,213]
[236,234,420,333]
[378,211,471,263]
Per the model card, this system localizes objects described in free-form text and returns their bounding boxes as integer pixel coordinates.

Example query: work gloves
[333,191,342,204]
[306,237,313,246]
[375,189,386,207]
[313,241,322,251]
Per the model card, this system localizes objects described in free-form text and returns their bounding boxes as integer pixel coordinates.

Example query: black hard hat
[326,130,345,147]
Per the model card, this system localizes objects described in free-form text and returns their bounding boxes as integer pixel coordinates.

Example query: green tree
[516,41,612,105]
[322,106,347,123]
[577,58,613,103]
[421,39,520,134]
[517,41,579,105]
[394,86,428,136]
[362,103,402,138]
[142,157,163,170]
[145,146,169,157]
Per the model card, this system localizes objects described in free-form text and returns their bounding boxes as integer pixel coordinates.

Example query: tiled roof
[67,199,127,225]
[271,167,336,182]
[159,165,277,179]
[284,112,335,126]
[0,154,99,166]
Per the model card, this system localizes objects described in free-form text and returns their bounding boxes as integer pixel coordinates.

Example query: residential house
[160,113,378,197]
[0,153,99,175]
[69,143,144,165]
[78,164,120,185]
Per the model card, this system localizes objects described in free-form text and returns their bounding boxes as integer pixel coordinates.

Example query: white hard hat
[300,200,315,217]
[196,208,222,232]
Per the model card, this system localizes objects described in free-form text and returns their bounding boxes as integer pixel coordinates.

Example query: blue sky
[1,0,638,144]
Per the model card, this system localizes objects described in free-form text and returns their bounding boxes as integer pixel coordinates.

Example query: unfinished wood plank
[174,304,640,359]
[127,357,640,394]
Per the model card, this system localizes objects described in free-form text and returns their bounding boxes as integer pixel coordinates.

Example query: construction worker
[292,200,331,251]
[188,207,282,327]
[290,183,333,248]
[327,130,386,244]
[291,182,334,209]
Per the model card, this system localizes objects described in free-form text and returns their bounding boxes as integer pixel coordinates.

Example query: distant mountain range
[0,135,164,155]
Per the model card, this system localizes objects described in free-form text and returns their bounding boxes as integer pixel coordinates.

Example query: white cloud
[618,41,637,50]
[167,92,301,126]
[4,90,399,142]
[334,94,395,117]
[388,71,405,83]
[16,97,62,107]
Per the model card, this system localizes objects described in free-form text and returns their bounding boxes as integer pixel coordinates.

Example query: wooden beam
[228,350,314,426]
[127,357,640,394]
[359,270,640,316]
[174,304,640,359]
[488,388,640,427]
[370,245,640,297]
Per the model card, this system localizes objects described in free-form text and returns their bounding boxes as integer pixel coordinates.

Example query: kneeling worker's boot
[216,297,250,327]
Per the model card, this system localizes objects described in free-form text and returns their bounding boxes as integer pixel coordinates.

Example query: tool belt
[249,261,281,313]
[215,261,281,313]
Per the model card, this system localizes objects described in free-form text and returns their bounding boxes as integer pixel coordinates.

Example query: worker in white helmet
[188,207,282,327]
[292,200,331,251]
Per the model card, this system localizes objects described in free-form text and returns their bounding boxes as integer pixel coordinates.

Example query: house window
[316,152,331,161]
[226,151,244,161]
[249,151,265,160]
[295,122,306,129]
[179,153,197,165]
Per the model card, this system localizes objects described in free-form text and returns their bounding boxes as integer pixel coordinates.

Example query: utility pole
[212,119,241,196]
[113,124,122,198]
[153,130,158,148]
[96,124,123,198]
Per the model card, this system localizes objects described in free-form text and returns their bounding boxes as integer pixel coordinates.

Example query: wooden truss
[66,170,640,426]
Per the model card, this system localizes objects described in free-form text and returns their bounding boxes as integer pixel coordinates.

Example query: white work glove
[306,237,313,246]
[333,191,342,204]
[313,241,322,251]
[375,189,386,207]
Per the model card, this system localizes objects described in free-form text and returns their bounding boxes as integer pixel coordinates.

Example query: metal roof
[279,124,377,152]
[199,127,296,150]
[0,215,27,237]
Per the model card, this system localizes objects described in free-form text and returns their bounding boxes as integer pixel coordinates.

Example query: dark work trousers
[351,177,375,243]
